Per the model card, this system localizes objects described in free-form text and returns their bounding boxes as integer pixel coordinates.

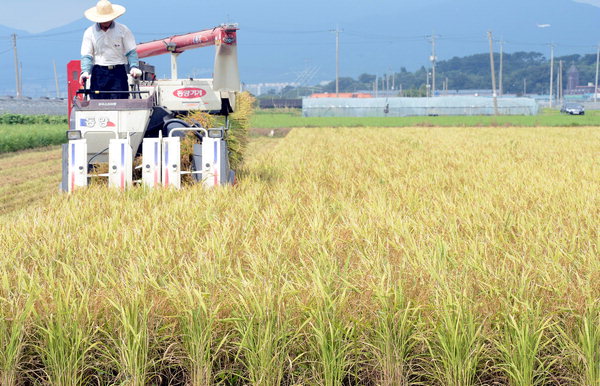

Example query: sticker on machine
[173,87,207,99]
[78,112,118,129]
[181,102,202,109]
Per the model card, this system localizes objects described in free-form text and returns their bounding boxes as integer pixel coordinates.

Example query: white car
[560,103,585,115]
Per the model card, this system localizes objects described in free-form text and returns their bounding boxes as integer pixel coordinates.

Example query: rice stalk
[185,91,255,172]
[175,287,223,386]
[495,302,555,386]
[103,293,154,386]
[226,91,254,169]
[0,271,36,386]
[426,293,486,386]
[231,278,296,386]
[557,303,600,385]
[33,282,97,386]
[574,306,600,385]
[307,257,356,386]
[370,280,421,386]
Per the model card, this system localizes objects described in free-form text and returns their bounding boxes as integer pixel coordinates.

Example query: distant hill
[1,0,599,97]
[0,24,28,37]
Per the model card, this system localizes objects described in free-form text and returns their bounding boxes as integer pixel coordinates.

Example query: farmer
[79,0,142,99]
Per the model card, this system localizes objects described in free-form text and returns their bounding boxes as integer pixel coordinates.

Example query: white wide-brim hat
[84,0,126,23]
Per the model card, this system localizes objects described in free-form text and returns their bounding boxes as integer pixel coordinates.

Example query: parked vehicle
[560,103,585,115]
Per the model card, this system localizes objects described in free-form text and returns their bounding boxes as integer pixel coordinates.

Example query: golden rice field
[1,126,600,385]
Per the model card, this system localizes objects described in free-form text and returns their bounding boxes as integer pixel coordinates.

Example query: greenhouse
[302,96,539,117]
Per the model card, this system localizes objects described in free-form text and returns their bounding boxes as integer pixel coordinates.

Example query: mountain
[0,0,599,98]
[0,25,28,36]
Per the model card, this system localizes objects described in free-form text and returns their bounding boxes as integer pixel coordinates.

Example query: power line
[4,27,600,50]
[344,30,429,42]
[19,29,81,39]
[243,42,332,47]
[19,39,80,43]
[242,27,330,34]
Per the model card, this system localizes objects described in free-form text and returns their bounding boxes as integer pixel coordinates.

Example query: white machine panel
[142,138,162,189]
[147,79,222,111]
[67,139,88,192]
[162,137,181,189]
[118,110,153,133]
[108,139,133,190]
[74,109,151,163]
[201,137,226,188]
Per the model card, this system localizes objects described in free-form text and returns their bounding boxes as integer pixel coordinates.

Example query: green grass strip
[0,124,66,153]
[251,108,600,128]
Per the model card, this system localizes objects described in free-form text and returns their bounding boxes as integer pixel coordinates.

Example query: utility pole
[11,34,22,98]
[499,39,504,97]
[488,31,499,115]
[374,75,378,97]
[523,78,527,95]
[53,60,60,98]
[558,60,563,104]
[330,26,342,97]
[594,44,599,103]
[549,43,554,108]
[557,61,560,103]
[429,33,438,97]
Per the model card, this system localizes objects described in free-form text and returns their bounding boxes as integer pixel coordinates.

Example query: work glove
[79,72,90,84]
[130,67,142,78]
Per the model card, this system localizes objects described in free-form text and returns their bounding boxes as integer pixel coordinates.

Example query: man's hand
[79,72,90,85]
[130,68,142,79]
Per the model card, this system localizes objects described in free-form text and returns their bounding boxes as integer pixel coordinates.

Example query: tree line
[263,51,598,98]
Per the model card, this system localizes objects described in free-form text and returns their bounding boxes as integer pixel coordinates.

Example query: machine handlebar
[76,90,149,95]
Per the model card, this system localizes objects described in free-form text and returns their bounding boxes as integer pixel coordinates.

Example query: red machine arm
[136,24,238,59]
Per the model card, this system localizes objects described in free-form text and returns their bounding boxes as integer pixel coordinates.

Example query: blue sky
[574,0,600,6]
[3,0,370,33]
[5,0,598,34]
[1,0,600,97]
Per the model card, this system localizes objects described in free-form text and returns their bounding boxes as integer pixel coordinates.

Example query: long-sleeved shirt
[80,21,138,73]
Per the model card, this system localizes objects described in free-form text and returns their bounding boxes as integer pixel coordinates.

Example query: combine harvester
[62,24,240,192]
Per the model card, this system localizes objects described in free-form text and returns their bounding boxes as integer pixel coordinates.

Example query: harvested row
[1,127,600,385]
[0,146,62,215]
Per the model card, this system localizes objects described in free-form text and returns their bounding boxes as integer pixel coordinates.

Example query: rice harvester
[62,24,240,192]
